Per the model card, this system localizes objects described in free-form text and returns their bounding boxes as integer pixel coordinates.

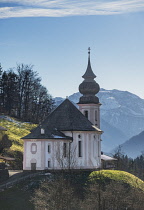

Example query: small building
[22,49,103,171]
[101,153,117,169]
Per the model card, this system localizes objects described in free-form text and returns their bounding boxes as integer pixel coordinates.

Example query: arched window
[93,140,97,158]
[98,141,100,157]
[48,144,51,153]
[95,110,97,121]
[48,160,51,168]
[84,110,88,119]
[78,141,82,157]
[63,143,67,157]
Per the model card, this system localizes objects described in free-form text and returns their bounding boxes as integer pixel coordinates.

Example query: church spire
[82,47,96,79]
[78,48,100,104]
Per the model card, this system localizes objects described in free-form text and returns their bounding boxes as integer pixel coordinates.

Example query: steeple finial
[78,48,100,104]
[82,47,96,79]
[88,47,91,62]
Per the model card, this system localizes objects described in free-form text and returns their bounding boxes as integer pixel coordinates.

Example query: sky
[0,0,144,99]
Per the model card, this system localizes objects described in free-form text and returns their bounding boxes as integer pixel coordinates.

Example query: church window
[48,160,51,168]
[63,143,67,157]
[48,144,51,153]
[95,110,97,121]
[78,141,82,157]
[78,134,81,139]
[98,141,100,157]
[84,110,88,119]
[31,143,37,154]
[93,140,97,158]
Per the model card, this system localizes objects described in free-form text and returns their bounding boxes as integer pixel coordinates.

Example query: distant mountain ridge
[120,131,144,158]
[54,89,144,154]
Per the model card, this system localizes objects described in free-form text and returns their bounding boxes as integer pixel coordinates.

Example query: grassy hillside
[0,116,37,153]
[90,170,144,191]
[1,170,144,210]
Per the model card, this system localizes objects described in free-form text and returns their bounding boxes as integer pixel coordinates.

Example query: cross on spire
[88,47,91,55]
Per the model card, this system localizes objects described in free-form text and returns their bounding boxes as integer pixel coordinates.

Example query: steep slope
[54,89,144,152]
[120,131,144,158]
[0,116,36,152]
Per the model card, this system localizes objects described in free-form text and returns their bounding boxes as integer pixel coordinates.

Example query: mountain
[101,118,126,152]
[54,89,144,153]
[120,131,144,158]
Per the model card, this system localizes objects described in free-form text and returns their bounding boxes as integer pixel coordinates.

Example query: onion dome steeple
[82,48,96,79]
[78,48,100,104]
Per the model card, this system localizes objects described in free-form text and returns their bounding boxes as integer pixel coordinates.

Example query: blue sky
[0,0,144,98]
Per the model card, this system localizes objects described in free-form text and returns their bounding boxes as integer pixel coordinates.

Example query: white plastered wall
[23,131,101,170]
[23,140,44,170]
[62,131,101,169]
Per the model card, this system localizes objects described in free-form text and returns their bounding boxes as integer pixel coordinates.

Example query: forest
[0,63,54,123]
[113,147,144,181]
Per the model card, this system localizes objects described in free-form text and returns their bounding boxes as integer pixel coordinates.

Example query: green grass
[0,117,37,152]
[90,170,144,191]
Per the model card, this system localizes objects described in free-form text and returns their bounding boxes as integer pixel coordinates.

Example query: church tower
[78,48,101,128]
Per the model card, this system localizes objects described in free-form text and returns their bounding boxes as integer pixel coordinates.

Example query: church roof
[22,99,102,140]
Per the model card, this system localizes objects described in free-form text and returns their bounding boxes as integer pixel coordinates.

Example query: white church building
[22,49,103,171]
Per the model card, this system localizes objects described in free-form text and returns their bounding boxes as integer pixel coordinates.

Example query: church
[22,49,103,171]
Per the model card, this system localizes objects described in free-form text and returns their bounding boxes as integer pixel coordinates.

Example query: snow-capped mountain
[54,89,144,153]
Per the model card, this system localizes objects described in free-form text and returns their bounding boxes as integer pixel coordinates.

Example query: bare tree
[54,142,78,170]
[82,178,144,210]
[0,63,54,123]
[32,175,79,210]
[32,170,144,210]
